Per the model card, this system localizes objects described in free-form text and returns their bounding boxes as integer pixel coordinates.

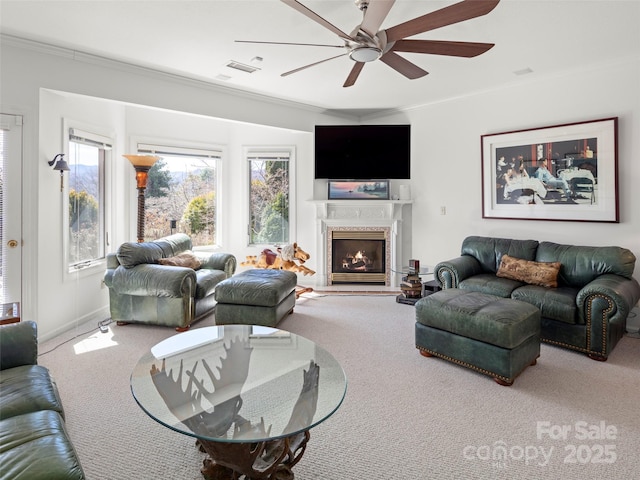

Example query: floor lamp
[124,155,160,243]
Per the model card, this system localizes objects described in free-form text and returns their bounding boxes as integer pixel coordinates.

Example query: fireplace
[315,200,409,287]
[327,228,390,285]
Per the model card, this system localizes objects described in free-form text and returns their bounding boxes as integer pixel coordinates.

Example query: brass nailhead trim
[416,345,513,384]
[585,293,614,355]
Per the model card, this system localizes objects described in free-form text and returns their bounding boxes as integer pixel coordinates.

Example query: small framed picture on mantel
[328,180,390,200]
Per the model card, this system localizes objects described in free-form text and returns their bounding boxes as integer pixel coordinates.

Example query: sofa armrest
[577,274,640,357]
[0,320,38,369]
[434,255,483,289]
[577,274,640,320]
[109,264,197,298]
[199,253,237,278]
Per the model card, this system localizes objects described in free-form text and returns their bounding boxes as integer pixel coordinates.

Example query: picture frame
[328,180,390,200]
[481,117,618,222]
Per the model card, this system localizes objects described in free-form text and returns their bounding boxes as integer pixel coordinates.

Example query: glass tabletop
[391,266,432,276]
[131,325,347,444]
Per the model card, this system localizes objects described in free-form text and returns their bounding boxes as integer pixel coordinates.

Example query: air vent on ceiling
[514,67,534,76]
[226,61,261,73]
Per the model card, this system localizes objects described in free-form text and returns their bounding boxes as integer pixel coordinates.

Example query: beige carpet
[39,293,640,479]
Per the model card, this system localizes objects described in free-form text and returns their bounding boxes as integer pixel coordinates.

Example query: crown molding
[1,33,357,120]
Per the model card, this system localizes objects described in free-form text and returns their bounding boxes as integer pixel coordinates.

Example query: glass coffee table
[131,325,346,479]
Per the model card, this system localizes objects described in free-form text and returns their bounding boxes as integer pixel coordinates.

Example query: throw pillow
[158,251,202,270]
[496,254,561,288]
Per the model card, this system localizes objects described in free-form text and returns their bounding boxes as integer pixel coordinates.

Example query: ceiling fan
[236,0,500,87]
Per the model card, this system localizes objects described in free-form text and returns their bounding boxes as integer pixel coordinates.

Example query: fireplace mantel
[313,200,412,286]
[312,199,411,224]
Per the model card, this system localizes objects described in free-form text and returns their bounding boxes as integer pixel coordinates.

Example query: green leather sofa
[435,236,640,360]
[104,233,236,330]
[0,321,85,479]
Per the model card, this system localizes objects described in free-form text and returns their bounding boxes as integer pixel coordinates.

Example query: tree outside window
[142,153,218,247]
[68,141,104,266]
[249,154,290,245]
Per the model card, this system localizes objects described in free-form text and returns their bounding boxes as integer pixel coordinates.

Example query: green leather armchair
[104,233,236,330]
[435,236,640,360]
[0,321,86,479]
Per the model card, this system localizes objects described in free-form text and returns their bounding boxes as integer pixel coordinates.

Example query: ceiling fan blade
[379,51,428,79]
[360,0,396,37]
[385,0,500,42]
[281,0,354,41]
[236,40,345,49]
[281,53,348,77]
[391,39,495,57]
[343,62,365,87]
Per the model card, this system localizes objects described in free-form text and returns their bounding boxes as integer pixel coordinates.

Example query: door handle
[7,240,18,248]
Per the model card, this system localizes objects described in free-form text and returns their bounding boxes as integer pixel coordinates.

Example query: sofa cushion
[536,242,637,287]
[461,236,539,273]
[0,365,65,420]
[153,233,192,257]
[195,269,228,299]
[512,285,581,324]
[116,242,164,268]
[497,255,561,288]
[459,273,523,298]
[0,321,37,370]
[0,410,85,479]
[158,251,202,270]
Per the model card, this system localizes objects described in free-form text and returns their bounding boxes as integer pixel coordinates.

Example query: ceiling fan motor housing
[347,28,387,62]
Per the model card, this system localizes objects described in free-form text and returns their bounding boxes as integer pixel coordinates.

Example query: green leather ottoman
[214,269,297,327]
[415,289,540,385]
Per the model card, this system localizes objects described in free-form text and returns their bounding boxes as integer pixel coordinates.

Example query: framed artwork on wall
[481,117,618,222]
[328,180,390,200]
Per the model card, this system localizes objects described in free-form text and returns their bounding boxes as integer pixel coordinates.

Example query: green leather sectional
[0,321,85,479]
[104,233,236,330]
[434,236,640,360]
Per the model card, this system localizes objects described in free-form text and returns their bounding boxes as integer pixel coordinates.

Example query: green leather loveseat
[434,236,640,360]
[0,321,85,479]
[104,233,236,330]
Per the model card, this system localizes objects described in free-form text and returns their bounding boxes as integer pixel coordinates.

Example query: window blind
[69,128,113,149]
[137,143,222,159]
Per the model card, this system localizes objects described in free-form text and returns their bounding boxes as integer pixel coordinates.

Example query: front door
[0,113,23,305]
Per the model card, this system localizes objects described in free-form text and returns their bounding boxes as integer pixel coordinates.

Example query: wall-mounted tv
[314,124,411,180]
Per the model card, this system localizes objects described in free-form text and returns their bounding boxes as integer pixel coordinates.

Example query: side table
[0,302,20,325]
[393,268,440,305]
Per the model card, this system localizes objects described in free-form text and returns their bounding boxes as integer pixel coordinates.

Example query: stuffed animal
[240,242,316,276]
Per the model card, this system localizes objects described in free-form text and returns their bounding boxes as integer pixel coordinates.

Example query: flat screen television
[314,124,411,179]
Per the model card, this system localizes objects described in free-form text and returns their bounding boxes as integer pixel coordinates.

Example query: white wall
[1,39,344,340]
[374,58,640,278]
[2,37,639,340]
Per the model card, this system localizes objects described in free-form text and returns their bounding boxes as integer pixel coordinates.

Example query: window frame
[245,146,296,247]
[133,139,224,251]
[62,121,114,278]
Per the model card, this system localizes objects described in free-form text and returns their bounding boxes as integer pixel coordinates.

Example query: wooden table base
[198,431,309,480]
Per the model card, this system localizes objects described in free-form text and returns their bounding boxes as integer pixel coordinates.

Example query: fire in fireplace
[330,230,387,284]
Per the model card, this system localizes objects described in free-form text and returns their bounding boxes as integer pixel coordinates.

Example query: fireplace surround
[314,199,411,287]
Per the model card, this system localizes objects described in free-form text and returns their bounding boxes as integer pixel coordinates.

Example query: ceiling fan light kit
[349,46,381,63]
[237,0,500,87]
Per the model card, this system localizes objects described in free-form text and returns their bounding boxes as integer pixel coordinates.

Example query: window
[248,150,293,245]
[137,144,220,247]
[67,128,110,268]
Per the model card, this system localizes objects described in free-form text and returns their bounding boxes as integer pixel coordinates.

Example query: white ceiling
[2,1,639,116]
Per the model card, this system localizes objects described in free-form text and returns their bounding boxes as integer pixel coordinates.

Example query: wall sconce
[123,155,160,243]
[48,154,70,192]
